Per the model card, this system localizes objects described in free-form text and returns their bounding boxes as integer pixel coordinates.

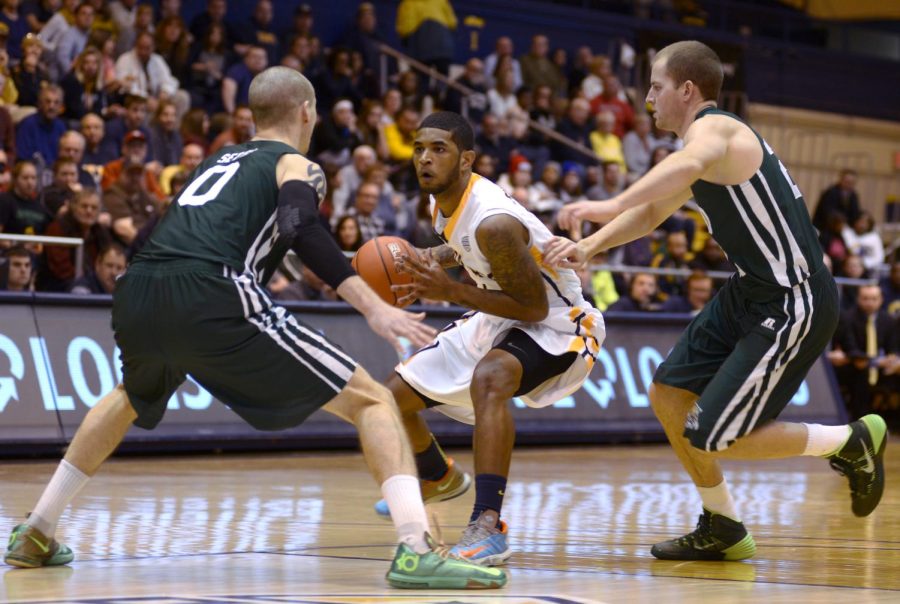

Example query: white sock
[26,460,90,538]
[803,423,852,457]
[698,478,740,522]
[381,474,430,554]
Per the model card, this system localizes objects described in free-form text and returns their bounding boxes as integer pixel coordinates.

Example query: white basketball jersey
[430,174,584,309]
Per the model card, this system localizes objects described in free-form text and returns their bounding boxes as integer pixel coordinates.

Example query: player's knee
[386,372,426,416]
[471,358,519,408]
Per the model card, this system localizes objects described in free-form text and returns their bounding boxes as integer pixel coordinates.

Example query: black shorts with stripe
[653,266,838,452]
[111,259,357,431]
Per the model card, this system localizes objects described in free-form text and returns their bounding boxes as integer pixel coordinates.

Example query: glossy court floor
[0,442,897,603]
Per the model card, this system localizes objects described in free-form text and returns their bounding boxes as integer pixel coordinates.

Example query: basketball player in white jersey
[371,111,605,565]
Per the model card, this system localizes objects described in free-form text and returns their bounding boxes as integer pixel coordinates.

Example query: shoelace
[675,513,716,549]
[427,514,463,561]
[829,458,871,496]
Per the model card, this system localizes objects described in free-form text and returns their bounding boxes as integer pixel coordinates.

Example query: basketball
[351,236,418,307]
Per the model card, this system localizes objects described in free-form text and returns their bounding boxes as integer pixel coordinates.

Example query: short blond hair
[249,67,315,130]
[654,40,723,102]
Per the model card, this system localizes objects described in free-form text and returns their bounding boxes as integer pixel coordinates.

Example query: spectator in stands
[187,21,231,114]
[590,75,633,137]
[159,142,203,196]
[54,1,93,80]
[813,168,861,232]
[474,112,514,174]
[445,57,488,124]
[39,157,79,216]
[179,107,209,152]
[0,105,13,161]
[115,31,188,118]
[80,112,115,168]
[102,94,151,160]
[487,58,521,119]
[558,163,586,204]
[334,214,363,252]
[70,242,126,294]
[209,105,253,154]
[484,36,522,90]
[148,99,183,169]
[526,84,556,145]
[554,97,593,165]
[365,162,411,238]
[312,99,362,164]
[586,161,623,201]
[496,155,536,204]
[661,271,713,315]
[568,45,593,90]
[829,284,900,420]
[533,161,562,204]
[284,3,314,49]
[109,0,138,52]
[222,46,267,115]
[0,160,49,237]
[341,2,384,82]
[581,54,612,103]
[0,148,11,192]
[396,0,456,78]
[472,153,496,181]
[689,237,733,273]
[380,88,402,125]
[61,46,109,120]
[130,4,155,48]
[21,1,55,40]
[36,0,76,62]
[239,0,279,66]
[357,99,388,160]
[384,105,418,164]
[101,130,164,199]
[819,210,849,268]
[652,229,694,298]
[38,188,111,291]
[331,144,377,225]
[519,34,564,96]
[189,0,238,50]
[155,15,191,88]
[839,253,868,310]
[12,34,49,108]
[56,130,94,190]
[103,158,158,247]
[589,110,626,170]
[876,258,900,314]
[841,211,884,273]
[623,112,659,179]
[1,244,32,290]
[551,47,569,92]
[607,272,661,312]
[341,180,384,243]
[16,84,65,167]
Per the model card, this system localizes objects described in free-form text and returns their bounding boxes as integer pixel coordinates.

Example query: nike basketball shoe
[375,458,471,517]
[827,414,887,517]
[5,522,74,568]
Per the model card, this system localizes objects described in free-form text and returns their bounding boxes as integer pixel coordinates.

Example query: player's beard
[419,156,461,196]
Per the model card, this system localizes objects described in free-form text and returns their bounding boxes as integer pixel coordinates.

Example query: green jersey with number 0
[135,140,304,283]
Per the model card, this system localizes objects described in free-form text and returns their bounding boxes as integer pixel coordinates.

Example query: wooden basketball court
[1,442,897,603]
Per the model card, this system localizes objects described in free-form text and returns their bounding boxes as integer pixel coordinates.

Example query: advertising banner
[0,299,843,452]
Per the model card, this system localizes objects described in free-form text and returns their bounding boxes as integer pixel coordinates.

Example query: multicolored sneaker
[386,532,506,589]
[375,458,472,517]
[448,510,511,566]
[827,414,887,517]
[5,523,74,568]
[651,509,756,561]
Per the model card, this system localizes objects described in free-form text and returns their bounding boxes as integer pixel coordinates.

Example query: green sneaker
[386,533,507,589]
[5,523,74,568]
[827,414,888,517]
[651,509,756,561]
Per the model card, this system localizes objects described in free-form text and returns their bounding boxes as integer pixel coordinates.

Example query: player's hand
[365,305,436,353]
[543,236,589,269]
[392,249,455,306]
[557,200,619,230]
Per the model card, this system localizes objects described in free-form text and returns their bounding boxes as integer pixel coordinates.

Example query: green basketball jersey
[135,140,300,283]
[689,107,825,288]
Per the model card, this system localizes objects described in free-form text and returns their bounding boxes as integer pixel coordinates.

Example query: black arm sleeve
[277,179,356,289]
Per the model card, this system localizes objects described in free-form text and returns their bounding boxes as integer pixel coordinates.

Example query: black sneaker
[827,414,887,517]
[651,509,756,561]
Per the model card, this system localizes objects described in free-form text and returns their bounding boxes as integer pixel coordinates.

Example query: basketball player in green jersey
[4,67,506,590]
[544,41,886,561]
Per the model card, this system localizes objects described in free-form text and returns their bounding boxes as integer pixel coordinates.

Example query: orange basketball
[351,236,418,307]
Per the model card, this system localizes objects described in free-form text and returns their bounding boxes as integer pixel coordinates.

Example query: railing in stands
[377,43,601,164]
[0,234,85,278]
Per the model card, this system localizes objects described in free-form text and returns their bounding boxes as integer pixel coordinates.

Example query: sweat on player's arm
[394,214,548,322]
